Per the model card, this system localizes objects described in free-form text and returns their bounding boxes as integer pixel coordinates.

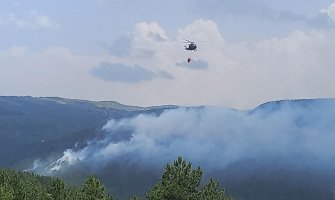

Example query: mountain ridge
[1,96,335,200]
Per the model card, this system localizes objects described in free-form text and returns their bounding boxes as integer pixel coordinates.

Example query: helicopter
[181,39,202,63]
[182,39,198,51]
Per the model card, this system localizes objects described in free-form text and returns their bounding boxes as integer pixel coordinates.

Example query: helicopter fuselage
[185,43,197,51]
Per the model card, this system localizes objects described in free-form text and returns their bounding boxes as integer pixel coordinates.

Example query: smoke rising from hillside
[41,100,335,173]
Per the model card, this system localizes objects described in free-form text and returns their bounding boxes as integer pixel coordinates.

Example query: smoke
[40,99,335,174]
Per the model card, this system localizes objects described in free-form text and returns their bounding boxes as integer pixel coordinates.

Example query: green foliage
[199,178,234,200]
[10,173,26,200]
[0,169,115,200]
[80,176,112,200]
[0,169,106,200]
[146,156,233,200]
[0,170,14,200]
[48,178,69,200]
[146,156,202,200]
[0,184,14,200]
[0,156,234,200]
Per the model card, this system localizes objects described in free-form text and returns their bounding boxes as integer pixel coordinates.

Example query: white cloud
[0,10,59,30]
[321,3,335,23]
[0,46,109,99]
[134,22,169,42]
[1,19,335,109]
[106,21,171,58]
[131,22,170,56]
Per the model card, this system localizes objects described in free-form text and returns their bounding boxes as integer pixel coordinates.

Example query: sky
[1,0,335,109]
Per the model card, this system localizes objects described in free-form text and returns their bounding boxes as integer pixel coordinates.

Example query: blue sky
[1,0,335,109]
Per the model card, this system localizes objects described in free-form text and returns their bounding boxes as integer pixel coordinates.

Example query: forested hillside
[0,96,175,168]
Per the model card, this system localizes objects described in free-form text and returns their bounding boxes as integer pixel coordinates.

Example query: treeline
[0,157,234,200]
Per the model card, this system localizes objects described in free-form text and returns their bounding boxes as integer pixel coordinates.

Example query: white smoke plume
[44,99,335,174]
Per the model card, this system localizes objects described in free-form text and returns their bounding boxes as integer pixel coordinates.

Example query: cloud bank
[2,18,335,109]
[42,99,335,173]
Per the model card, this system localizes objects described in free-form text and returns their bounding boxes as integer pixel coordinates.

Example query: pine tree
[146,156,203,200]
[0,170,10,185]
[49,178,68,200]
[146,157,234,200]
[198,178,234,200]
[0,184,14,200]
[0,170,14,200]
[10,173,26,200]
[80,176,112,200]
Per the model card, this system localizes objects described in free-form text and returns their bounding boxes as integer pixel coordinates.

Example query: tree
[48,178,68,200]
[146,156,203,200]
[0,184,14,200]
[10,173,26,200]
[146,157,234,200]
[199,178,234,200]
[0,170,14,200]
[80,176,112,200]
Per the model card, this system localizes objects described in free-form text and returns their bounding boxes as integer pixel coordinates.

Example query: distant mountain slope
[42,98,335,200]
[252,98,335,114]
[1,96,335,200]
[40,96,177,111]
[0,96,177,168]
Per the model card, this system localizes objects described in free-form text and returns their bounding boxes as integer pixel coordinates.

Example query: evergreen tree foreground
[146,156,233,200]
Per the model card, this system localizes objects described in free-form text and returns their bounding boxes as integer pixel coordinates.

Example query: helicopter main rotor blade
[182,39,194,43]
